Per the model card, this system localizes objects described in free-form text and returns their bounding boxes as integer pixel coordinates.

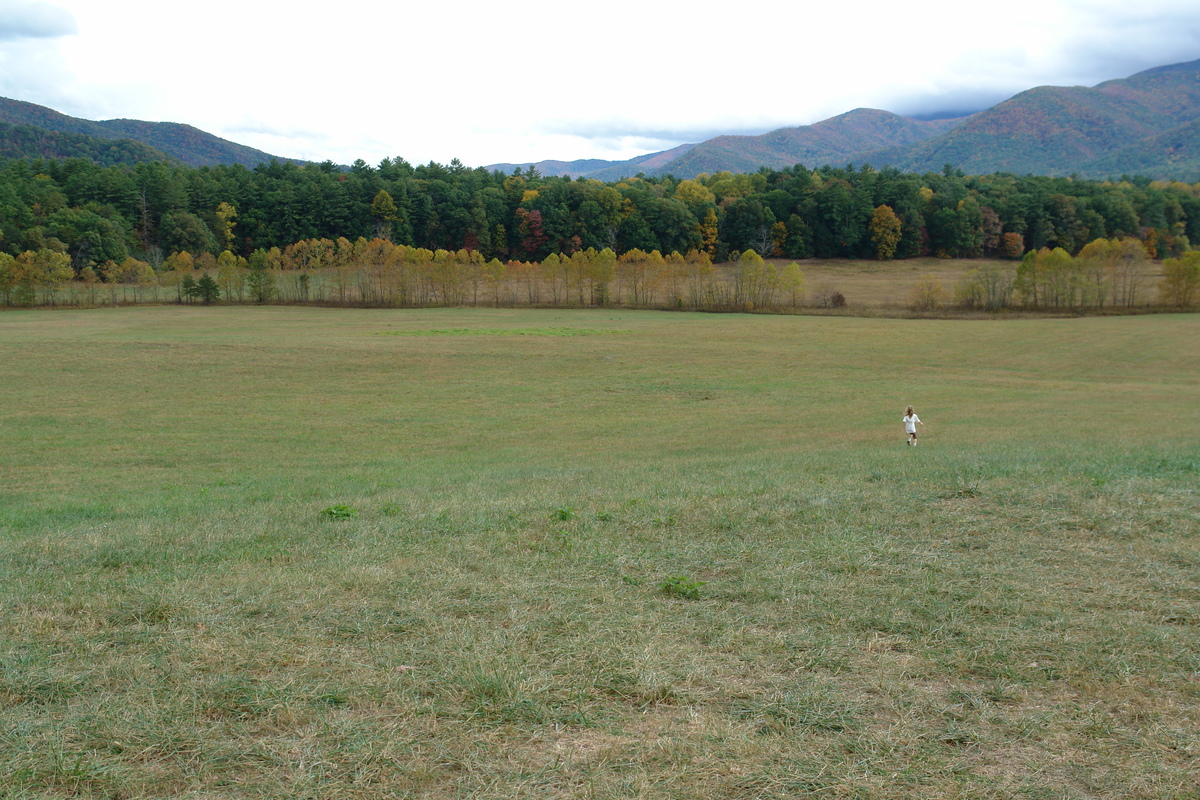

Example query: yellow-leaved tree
[1159,251,1200,308]
[778,262,806,310]
[673,179,715,212]
[217,250,247,302]
[869,205,903,260]
[214,202,237,252]
[700,208,719,256]
[370,190,399,241]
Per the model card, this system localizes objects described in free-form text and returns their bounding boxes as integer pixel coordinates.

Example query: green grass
[1,306,1198,799]
[379,327,631,336]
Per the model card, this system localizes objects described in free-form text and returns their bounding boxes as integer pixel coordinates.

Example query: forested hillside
[0,97,300,168]
[0,123,177,166]
[627,110,963,180]
[876,60,1200,178]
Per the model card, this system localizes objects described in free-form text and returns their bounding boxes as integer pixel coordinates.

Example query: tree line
[5,155,1200,263]
[5,232,1197,312]
[1,153,1199,310]
[946,243,1198,311]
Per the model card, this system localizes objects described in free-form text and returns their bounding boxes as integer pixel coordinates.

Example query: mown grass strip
[379,326,632,336]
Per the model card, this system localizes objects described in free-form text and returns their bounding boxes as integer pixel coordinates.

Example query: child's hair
[906,406,914,416]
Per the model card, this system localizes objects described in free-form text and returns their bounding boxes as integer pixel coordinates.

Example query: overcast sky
[1,0,1198,169]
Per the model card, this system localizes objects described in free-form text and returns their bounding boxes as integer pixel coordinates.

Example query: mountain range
[2,58,1198,180]
[489,59,1200,181]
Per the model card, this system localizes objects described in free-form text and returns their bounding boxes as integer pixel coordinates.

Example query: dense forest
[1,154,1199,310]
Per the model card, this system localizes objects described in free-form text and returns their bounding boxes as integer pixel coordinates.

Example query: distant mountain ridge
[0,96,303,168]
[865,59,1200,178]
[490,59,1200,181]
[648,110,963,181]
[488,143,699,182]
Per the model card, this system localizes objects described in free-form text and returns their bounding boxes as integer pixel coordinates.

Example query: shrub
[908,274,946,311]
[814,287,846,308]
[660,575,705,600]
[320,504,357,520]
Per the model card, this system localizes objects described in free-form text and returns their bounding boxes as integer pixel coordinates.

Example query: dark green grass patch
[379,326,631,336]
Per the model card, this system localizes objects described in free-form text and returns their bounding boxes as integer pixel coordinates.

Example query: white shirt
[903,414,921,433]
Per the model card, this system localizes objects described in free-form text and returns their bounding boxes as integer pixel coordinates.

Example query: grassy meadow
[1,306,1198,799]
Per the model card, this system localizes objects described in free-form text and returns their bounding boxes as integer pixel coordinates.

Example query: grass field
[785,256,1168,310]
[1,306,1198,799]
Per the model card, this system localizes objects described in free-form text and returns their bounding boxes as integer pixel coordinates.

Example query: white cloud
[0,1,81,109]
[0,0,77,40]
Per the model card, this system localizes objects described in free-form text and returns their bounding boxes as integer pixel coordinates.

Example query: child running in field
[903,406,924,446]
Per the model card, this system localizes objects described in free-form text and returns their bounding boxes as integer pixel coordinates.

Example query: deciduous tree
[699,208,719,256]
[214,202,237,252]
[1159,251,1200,308]
[778,262,806,309]
[247,260,276,304]
[371,190,399,241]
[1001,232,1025,259]
[216,250,246,302]
[955,263,1015,310]
[869,205,902,260]
[161,250,195,303]
[0,251,19,305]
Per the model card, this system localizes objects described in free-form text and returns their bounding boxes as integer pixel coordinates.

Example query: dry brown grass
[756,256,1166,311]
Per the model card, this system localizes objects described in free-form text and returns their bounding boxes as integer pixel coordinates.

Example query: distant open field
[2,307,1197,799]
[19,254,1174,315]
[776,256,1166,310]
[796,257,1005,308]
